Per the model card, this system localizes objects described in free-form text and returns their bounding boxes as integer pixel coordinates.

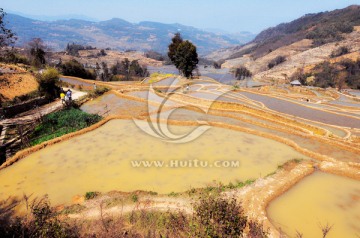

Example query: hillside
[221,27,360,84]
[0,64,38,103]
[207,5,360,86]
[52,49,163,68]
[233,5,360,60]
[239,27,360,83]
[207,5,360,61]
[5,14,244,55]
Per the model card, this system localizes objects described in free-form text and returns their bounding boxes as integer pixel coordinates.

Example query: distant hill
[204,28,256,44]
[7,11,99,22]
[207,5,360,61]
[206,5,360,87]
[5,14,245,55]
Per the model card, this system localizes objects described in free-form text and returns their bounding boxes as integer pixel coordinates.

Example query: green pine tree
[168,33,183,63]
[174,40,199,78]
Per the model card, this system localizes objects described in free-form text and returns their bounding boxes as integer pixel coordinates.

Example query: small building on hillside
[290,80,302,87]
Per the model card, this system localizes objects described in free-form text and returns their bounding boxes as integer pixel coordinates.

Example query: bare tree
[26,38,47,67]
[0,8,16,49]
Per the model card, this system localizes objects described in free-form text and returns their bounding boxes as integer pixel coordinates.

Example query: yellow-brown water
[267,172,360,238]
[0,119,310,205]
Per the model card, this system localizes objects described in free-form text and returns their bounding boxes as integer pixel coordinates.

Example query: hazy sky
[3,0,360,33]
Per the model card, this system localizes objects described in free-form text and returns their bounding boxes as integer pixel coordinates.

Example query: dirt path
[67,195,193,220]
[0,89,87,127]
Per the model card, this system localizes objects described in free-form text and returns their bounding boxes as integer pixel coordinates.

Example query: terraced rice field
[2,74,360,237]
[0,120,311,204]
[239,91,360,128]
[268,172,360,238]
[60,77,93,87]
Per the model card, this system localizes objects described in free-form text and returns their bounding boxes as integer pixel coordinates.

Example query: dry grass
[0,73,38,101]
[0,63,27,73]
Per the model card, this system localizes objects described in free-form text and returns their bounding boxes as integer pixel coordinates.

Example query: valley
[0,3,360,238]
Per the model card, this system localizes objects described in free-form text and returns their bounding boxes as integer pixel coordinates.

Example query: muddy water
[0,120,309,205]
[152,77,179,86]
[80,93,149,117]
[268,172,360,238]
[167,108,360,163]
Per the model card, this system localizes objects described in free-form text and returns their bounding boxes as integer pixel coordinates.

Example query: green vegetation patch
[29,108,102,146]
[60,59,96,80]
[85,191,100,200]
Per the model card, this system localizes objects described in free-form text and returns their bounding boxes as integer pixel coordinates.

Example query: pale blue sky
[3,0,360,33]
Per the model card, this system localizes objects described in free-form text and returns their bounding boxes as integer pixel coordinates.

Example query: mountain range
[5,13,255,55]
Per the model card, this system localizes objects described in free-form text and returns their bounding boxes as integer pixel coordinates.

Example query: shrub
[290,69,308,85]
[313,61,338,88]
[131,194,138,203]
[192,194,247,238]
[340,58,360,89]
[36,67,61,100]
[235,66,252,80]
[0,196,79,238]
[145,50,166,61]
[168,192,179,197]
[60,59,96,80]
[127,210,189,237]
[268,55,286,69]
[66,43,96,56]
[98,49,106,56]
[248,220,269,238]
[302,58,360,90]
[305,22,353,46]
[85,192,100,200]
[213,61,222,69]
[110,75,123,81]
[330,46,350,58]
[0,50,29,65]
[110,58,149,81]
